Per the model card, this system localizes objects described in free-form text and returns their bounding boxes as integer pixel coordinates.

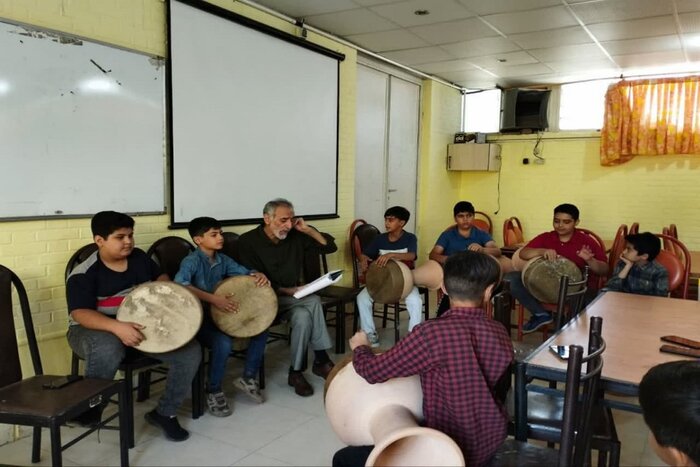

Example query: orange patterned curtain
[600,76,700,166]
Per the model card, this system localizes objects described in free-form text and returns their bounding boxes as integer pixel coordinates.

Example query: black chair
[303,234,361,354]
[1,264,129,467]
[145,236,195,280]
[350,221,430,344]
[491,316,607,467]
[221,231,241,262]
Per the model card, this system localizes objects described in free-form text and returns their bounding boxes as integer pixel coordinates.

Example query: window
[462,89,501,133]
[558,79,617,130]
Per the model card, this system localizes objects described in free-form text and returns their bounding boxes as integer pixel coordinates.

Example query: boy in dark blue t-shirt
[356,206,422,346]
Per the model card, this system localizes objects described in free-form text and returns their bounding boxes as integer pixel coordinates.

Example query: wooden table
[515,291,700,433]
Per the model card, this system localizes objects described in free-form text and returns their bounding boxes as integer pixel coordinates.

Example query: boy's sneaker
[206,391,233,417]
[522,315,554,334]
[367,332,380,348]
[234,377,264,404]
[144,409,190,442]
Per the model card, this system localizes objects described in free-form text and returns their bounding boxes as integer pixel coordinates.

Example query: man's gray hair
[263,198,294,217]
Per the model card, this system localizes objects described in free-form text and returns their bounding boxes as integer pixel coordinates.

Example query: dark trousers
[333,446,373,467]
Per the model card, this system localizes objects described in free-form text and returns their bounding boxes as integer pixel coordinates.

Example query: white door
[355,64,420,233]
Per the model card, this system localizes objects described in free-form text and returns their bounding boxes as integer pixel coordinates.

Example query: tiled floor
[0,318,665,466]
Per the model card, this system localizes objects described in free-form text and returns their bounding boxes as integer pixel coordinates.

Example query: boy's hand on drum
[543,249,558,261]
[349,331,370,350]
[375,254,393,267]
[213,294,239,313]
[250,272,270,287]
[114,321,145,347]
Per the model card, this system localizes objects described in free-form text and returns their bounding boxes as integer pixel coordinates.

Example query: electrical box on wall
[447,143,501,171]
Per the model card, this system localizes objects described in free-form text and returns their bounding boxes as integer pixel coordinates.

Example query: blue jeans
[197,318,268,393]
[504,271,549,320]
[67,324,201,417]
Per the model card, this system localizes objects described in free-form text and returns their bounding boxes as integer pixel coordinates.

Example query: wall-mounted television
[500,88,550,132]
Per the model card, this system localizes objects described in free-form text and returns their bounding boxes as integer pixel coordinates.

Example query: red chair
[655,233,691,299]
[474,210,493,234]
[503,216,525,247]
[607,224,628,277]
[629,222,640,234]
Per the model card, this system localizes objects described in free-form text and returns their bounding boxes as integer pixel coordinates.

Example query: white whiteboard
[0,21,165,219]
[169,0,342,225]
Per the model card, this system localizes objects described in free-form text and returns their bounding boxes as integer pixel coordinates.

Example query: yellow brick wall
[0,0,356,383]
[461,132,700,250]
[416,80,465,259]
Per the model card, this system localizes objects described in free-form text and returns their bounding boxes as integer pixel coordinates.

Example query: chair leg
[49,422,62,467]
[71,352,80,376]
[136,370,151,402]
[31,426,41,463]
[516,303,525,341]
[124,370,135,448]
[259,355,266,390]
[425,290,430,320]
[336,301,345,354]
[382,304,388,329]
[191,362,203,419]
[352,302,359,333]
[118,382,130,467]
[394,303,400,343]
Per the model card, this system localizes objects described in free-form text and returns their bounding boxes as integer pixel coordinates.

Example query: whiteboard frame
[0,18,166,221]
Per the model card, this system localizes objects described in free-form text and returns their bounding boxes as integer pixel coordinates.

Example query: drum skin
[521,256,582,304]
[211,276,277,338]
[116,282,202,353]
[365,259,413,304]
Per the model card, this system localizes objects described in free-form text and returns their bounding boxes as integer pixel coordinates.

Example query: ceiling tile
[509,26,592,49]
[440,36,521,58]
[481,62,554,77]
[380,46,454,64]
[613,50,686,69]
[408,17,499,45]
[601,35,682,56]
[439,68,500,84]
[370,0,474,27]
[457,0,561,16]
[544,58,619,74]
[467,50,539,67]
[679,12,700,33]
[482,6,578,35]
[345,29,430,51]
[352,0,406,6]
[587,16,678,41]
[415,59,478,73]
[569,0,674,24]
[304,8,399,35]
[675,0,700,14]
[252,0,359,17]
[528,43,608,62]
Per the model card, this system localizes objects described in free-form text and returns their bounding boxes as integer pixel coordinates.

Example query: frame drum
[521,256,582,304]
[116,282,202,353]
[365,259,413,304]
[211,276,277,338]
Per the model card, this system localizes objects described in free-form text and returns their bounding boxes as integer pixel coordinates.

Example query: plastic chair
[492,316,607,467]
[607,224,628,276]
[503,216,525,247]
[221,231,240,261]
[474,210,493,234]
[629,222,640,235]
[1,264,129,466]
[655,233,691,299]
[350,220,429,343]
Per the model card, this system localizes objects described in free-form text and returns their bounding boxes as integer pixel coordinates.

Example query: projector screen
[168,0,343,226]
